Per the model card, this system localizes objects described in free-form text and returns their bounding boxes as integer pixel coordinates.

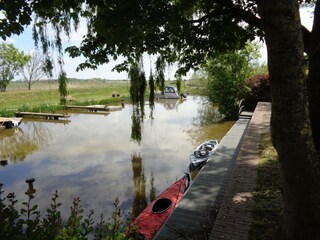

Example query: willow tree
[128,59,147,144]
[1,1,320,239]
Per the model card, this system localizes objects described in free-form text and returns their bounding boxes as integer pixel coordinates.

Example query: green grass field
[0,78,200,117]
[1,79,131,111]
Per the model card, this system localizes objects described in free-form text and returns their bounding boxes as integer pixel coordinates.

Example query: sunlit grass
[1,79,131,114]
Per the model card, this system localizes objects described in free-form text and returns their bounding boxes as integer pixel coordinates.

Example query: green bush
[204,42,263,119]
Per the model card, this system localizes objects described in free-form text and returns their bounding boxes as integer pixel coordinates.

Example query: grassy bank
[249,134,283,240]
[1,79,131,111]
[1,78,198,117]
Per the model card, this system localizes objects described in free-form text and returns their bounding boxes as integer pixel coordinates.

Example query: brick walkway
[209,102,271,239]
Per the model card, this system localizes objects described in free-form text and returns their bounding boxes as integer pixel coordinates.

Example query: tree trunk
[0,84,6,92]
[308,0,320,154]
[257,1,320,239]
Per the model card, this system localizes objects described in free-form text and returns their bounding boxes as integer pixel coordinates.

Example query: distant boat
[190,140,219,168]
[155,85,187,99]
[130,173,190,239]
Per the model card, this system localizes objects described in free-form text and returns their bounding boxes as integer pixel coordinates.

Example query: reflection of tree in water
[131,153,157,218]
[186,103,234,147]
[131,153,147,218]
[149,173,156,202]
[0,122,52,163]
[131,106,143,144]
[194,103,224,126]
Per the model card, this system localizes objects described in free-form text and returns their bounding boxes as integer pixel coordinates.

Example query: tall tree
[1,1,320,239]
[21,51,47,91]
[258,2,320,239]
[0,43,29,92]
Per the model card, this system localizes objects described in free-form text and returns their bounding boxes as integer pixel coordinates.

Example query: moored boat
[130,173,190,239]
[190,139,219,168]
[155,85,187,99]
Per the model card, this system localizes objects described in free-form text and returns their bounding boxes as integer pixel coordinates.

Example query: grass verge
[249,133,283,240]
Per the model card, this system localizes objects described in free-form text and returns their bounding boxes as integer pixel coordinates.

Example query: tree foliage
[205,42,260,119]
[58,71,68,105]
[155,57,166,93]
[0,42,29,92]
[128,59,147,144]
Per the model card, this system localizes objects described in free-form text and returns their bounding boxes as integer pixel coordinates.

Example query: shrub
[204,42,261,120]
[0,182,131,240]
[244,74,270,111]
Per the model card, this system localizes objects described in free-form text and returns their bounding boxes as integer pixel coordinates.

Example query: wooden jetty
[66,105,110,112]
[22,118,71,125]
[16,112,70,120]
[0,117,22,128]
[66,110,110,116]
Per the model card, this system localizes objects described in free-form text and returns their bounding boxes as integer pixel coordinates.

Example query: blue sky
[3,7,314,80]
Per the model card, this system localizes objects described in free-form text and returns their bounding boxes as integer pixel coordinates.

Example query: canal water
[0,97,233,220]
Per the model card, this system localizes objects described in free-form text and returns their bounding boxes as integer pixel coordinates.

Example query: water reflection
[156,99,185,111]
[0,122,52,162]
[149,173,156,202]
[131,153,147,217]
[0,97,233,222]
[187,102,235,147]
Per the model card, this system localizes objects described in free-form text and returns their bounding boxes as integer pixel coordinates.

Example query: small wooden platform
[66,105,110,112]
[0,117,23,128]
[15,112,70,120]
[67,110,110,116]
[22,118,71,125]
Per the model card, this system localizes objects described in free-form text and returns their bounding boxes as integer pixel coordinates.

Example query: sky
[3,7,314,80]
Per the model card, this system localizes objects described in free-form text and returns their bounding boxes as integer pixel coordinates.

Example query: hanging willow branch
[31,2,81,104]
[128,58,147,106]
[128,57,147,144]
[148,70,155,120]
[155,56,166,94]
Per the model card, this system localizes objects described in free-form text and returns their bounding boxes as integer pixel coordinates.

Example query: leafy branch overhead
[0,1,315,74]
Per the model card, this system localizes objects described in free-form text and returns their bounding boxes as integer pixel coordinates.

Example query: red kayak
[130,174,190,239]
